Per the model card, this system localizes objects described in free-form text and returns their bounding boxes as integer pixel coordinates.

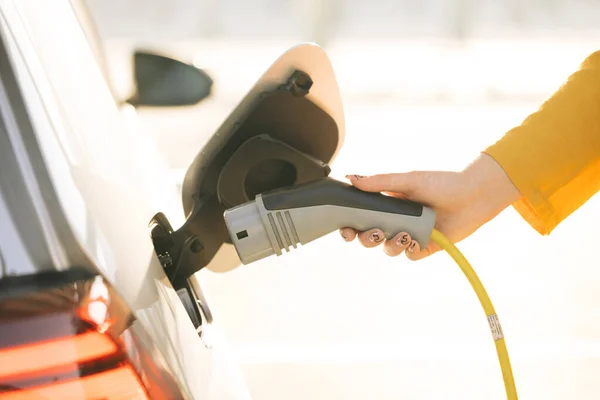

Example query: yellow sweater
[484,51,600,235]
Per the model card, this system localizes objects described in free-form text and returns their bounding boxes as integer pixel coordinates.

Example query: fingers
[346,173,415,195]
[340,228,390,250]
[341,227,442,261]
[406,241,442,261]
[339,227,390,249]
[357,229,385,248]
[383,232,412,256]
[382,191,408,200]
[339,228,356,242]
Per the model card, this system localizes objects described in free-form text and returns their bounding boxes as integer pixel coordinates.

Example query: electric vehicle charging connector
[224,177,519,400]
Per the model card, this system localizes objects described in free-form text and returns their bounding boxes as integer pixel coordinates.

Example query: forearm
[483,51,600,234]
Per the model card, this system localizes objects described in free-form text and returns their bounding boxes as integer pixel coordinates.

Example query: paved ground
[89,2,600,397]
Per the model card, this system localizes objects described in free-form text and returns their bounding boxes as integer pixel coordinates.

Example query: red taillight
[2,365,148,400]
[0,270,187,400]
[0,331,117,380]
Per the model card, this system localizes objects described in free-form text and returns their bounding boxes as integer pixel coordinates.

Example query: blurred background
[85,1,600,399]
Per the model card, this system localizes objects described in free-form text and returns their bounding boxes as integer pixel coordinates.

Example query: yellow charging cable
[430,229,518,400]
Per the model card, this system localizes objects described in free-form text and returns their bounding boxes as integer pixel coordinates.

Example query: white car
[0,0,344,398]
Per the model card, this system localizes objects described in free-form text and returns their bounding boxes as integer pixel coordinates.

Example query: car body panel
[0,0,251,398]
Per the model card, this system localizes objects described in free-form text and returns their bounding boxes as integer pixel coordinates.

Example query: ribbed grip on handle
[266,211,300,252]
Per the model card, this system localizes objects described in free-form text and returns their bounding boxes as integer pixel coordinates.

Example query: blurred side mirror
[128,51,213,107]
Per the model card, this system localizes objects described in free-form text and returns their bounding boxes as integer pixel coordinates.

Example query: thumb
[346,173,416,195]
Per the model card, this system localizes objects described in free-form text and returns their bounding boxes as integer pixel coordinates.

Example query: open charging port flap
[149,68,339,289]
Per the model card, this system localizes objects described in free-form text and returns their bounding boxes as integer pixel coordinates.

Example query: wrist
[462,153,522,213]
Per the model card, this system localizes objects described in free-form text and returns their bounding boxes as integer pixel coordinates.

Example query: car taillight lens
[0,269,188,399]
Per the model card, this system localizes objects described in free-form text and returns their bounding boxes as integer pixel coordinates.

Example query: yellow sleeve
[484,51,600,235]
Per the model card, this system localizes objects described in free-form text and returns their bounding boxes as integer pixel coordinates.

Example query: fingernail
[340,231,348,241]
[369,231,382,243]
[408,241,419,253]
[346,174,365,180]
[397,233,410,246]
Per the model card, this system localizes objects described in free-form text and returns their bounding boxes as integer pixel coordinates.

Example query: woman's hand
[340,153,521,260]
